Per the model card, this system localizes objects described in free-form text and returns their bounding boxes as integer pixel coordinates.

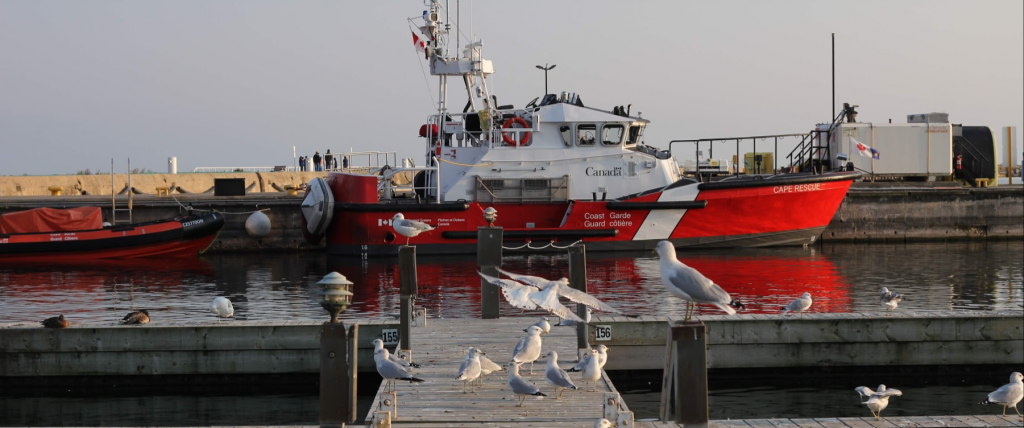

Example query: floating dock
[2,312,1022,427]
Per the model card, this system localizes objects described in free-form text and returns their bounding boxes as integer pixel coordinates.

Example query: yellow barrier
[155,186,169,196]
[47,186,63,196]
[283,184,299,196]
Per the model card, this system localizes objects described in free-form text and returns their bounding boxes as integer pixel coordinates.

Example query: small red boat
[0,207,224,262]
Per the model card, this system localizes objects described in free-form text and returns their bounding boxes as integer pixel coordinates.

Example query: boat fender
[245,211,271,238]
[501,117,531,146]
[300,177,335,244]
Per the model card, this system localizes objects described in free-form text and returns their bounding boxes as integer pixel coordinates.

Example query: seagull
[980,372,1023,416]
[210,297,234,318]
[495,268,623,316]
[121,309,150,325]
[529,316,552,334]
[568,350,593,373]
[880,287,904,313]
[372,339,421,370]
[855,384,885,403]
[580,346,602,391]
[511,325,544,375]
[455,347,484,393]
[544,351,578,399]
[392,213,437,245]
[855,384,902,420]
[507,361,546,407]
[40,314,69,329]
[478,354,505,385]
[654,241,745,321]
[477,271,540,312]
[594,418,617,428]
[594,344,608,369]
[782,292,812,317]
[373,347,425,394]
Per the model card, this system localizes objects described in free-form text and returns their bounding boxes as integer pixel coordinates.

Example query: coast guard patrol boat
[301,1,859,256]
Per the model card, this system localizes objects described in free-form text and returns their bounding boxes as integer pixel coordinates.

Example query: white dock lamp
[318,272,354,324]
[483,207,498,227]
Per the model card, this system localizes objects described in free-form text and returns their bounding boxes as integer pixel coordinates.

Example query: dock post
[319,322,358,427]
[568,245,590,357]
[399,246,417,357]
[662,320,708,427]
[477,226,503,319]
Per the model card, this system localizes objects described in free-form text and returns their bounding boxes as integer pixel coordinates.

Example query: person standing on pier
[299,155,306,171]
[313,151,322,172]
[325,149,333,170]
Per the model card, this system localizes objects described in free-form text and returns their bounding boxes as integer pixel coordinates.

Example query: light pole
[535,63,556,95]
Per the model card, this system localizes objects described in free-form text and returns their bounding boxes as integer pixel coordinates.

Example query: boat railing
[378,166,440,203]
[669,133,811,181]
[424,108,539,151]
[192,166,300,173]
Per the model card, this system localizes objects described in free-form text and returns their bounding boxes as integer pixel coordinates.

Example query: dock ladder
[111,158,133,224]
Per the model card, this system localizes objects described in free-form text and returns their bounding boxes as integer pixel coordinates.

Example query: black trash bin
[214,178,246,196]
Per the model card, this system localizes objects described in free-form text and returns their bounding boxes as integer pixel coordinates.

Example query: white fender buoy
[301,177,334,238]
[245,211,271,238]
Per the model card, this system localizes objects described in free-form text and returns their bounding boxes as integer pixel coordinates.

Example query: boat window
[560,125,572,147]
[626,125,644,146]
[577,124,597,147]
[602,124,624,146]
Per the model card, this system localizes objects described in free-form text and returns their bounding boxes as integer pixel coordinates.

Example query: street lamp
[535,63,556,95]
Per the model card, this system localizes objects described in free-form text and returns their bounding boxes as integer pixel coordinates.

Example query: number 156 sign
[594,325,612,341]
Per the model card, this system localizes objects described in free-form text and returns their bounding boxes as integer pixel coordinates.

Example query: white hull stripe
[631,184,701,241]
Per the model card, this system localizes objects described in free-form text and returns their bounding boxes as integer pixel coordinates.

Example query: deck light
[318,272,354,323]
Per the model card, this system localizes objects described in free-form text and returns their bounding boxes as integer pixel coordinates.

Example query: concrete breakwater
[1,312,1019,378]
[824,186,1024,242]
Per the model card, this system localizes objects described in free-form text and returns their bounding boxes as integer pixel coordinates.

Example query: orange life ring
[501,117,531,146]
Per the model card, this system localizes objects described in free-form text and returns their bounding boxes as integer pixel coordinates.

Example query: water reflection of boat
[0,257,214,294]
[327,246,849,317]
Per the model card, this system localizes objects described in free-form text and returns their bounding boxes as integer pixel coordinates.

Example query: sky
[1,0,1021,176]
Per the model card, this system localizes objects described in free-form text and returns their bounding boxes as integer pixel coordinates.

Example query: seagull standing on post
[654,241,745,321]
[392,213,437,245]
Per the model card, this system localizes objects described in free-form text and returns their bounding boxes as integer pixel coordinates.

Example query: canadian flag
[411,32,427,59]
[850,137,880,160]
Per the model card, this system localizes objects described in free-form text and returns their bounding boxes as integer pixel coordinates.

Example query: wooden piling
[319,322,358,427]
[477,226,503,319]
[667,320,708,427]
[568,245,590,353]
[398,246,417,352]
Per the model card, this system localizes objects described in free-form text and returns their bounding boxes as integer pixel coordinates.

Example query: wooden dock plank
[364,317,619,424]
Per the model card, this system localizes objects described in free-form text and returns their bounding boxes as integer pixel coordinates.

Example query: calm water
[1,241,1021,324]
[2,372,1018,425]
[1,241,1021,425]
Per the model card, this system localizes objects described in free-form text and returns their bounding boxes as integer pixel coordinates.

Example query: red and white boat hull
[323,172,857,256]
